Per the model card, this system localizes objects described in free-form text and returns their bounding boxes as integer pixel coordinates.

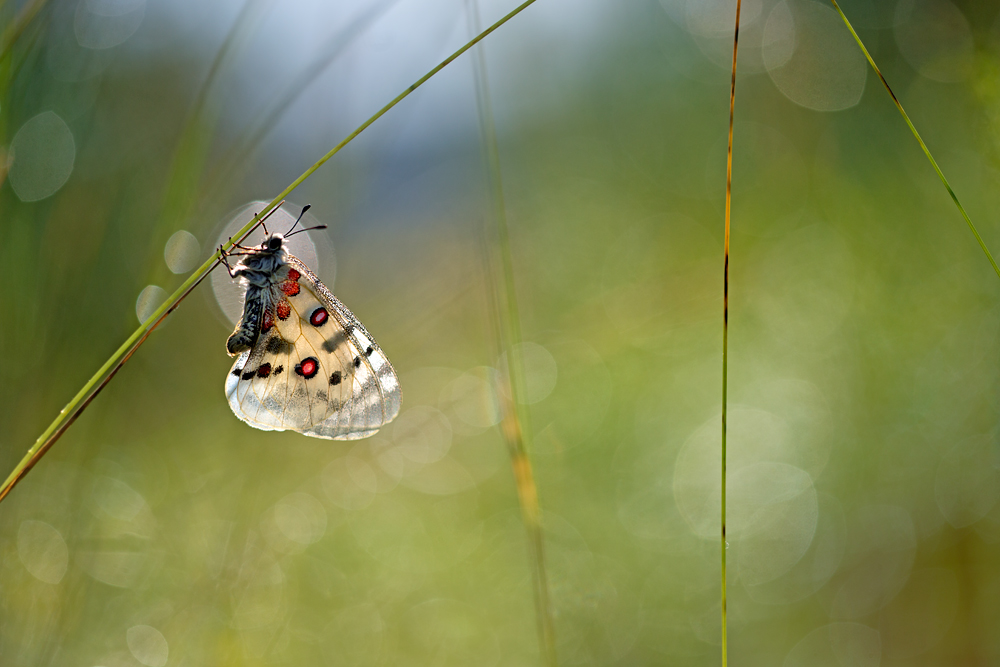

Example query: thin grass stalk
[199,0,403,202]
[0,0,541,504]
[721,1,742,666]
[465,1,557,664]
[0,0,47,61]
[189,0,268,126]
[830,0,1000,280]
[157,0,270,235]
[0,215,268,503]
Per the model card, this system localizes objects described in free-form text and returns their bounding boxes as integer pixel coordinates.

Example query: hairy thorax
[226,248,289,355]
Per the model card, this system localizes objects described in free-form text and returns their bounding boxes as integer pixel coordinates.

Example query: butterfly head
[263,233,286,253]
[262,205,326,250]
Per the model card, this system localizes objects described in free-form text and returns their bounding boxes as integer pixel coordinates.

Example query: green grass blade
[200,0,403,201]
[830,0,1000,280]
[158,0,271,231]
[0,0,542,504]
[0,0,47,62]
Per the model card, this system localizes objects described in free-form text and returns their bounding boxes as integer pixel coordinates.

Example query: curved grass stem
[830,0,1000,280]
[0,0,541,505]
[0,213,272,503]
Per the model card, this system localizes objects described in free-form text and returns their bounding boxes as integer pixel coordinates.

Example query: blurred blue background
[2,0,1000,665]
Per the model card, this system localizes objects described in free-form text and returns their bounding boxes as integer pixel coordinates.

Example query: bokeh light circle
[126,625,168,667]
[8,111,76,202]
[164,230,201,274]
[75,0,146,50]
[17,521,69,584]
[135,285,167,325]
[764,0,867,111]
[210,201,333,327]
[895,0,973,83]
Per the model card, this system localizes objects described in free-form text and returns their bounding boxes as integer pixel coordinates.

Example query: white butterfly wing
[225,255,401,440]
[225,348,280,432]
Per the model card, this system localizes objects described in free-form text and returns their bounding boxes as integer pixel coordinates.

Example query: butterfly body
[224,231,400,440]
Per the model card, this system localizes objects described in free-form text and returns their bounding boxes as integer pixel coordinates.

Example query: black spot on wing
[330,371,342,385]
[265,336,294,355]
[353,356,361,368]
[365,345,374,356]
[322,331,347,353]
[274,365,284,375]
[241,370,254,380]
[231,368,242,377]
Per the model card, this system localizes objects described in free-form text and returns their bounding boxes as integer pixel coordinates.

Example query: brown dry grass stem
[466,0,558,664]
[721,1,743,666]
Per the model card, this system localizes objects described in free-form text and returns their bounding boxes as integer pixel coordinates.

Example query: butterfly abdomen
[227,286,265,355]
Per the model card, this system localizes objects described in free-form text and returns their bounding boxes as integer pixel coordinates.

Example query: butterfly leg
[218,243,238,278]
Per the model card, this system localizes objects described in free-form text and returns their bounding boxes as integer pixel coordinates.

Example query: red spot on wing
[262,309,274,332]
[280,281,300,297]
[309,307,328,327]
[276,300,291,320]
[295,357,319,379]
[257,363,272,378]
[286,268,301,281]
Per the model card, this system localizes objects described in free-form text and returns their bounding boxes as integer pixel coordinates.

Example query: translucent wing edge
[285,254,402,438]
[225,351,284,433]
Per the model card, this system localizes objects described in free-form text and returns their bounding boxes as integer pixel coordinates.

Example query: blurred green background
[2,0,1000,664]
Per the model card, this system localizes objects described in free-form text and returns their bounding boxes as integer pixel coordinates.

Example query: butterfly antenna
[285,223,328,237]
[285,205,327,237]
[257,200,286,236]
[285,205,312,236]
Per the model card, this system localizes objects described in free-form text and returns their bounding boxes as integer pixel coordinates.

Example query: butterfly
[221,205,401,439]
